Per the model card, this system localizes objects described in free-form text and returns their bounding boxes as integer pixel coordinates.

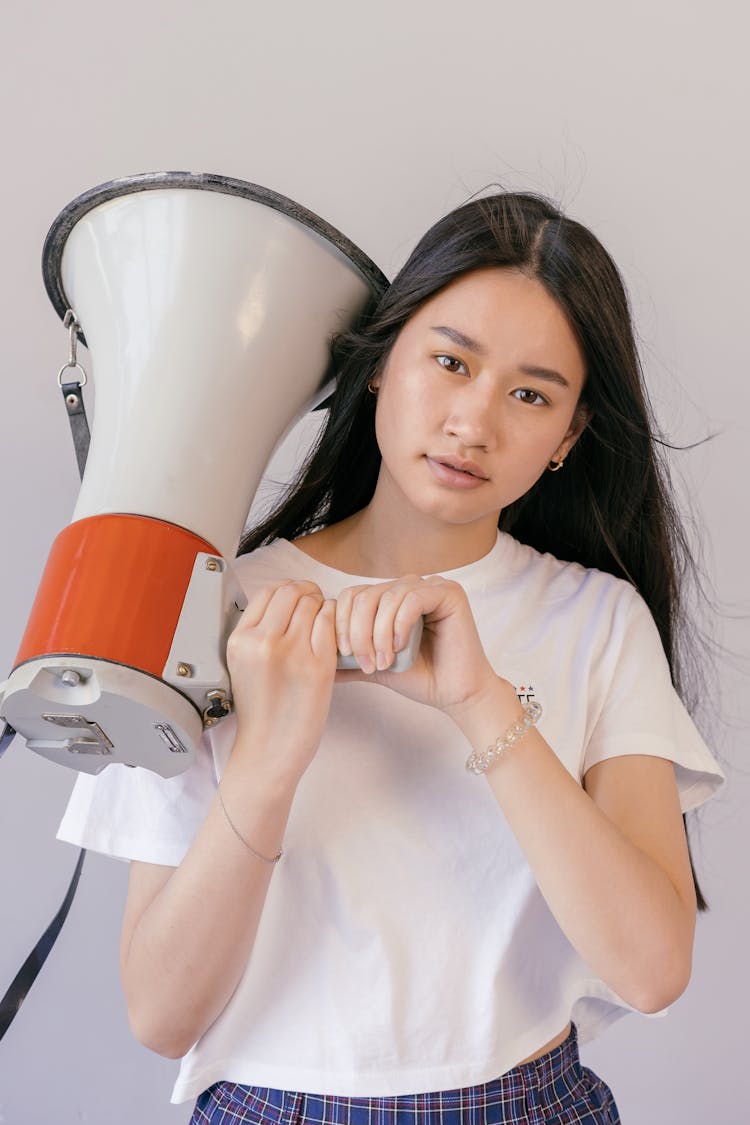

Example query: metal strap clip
[57,309,91,477]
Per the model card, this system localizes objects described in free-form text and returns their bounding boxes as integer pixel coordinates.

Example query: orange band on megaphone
[15,514,220,677]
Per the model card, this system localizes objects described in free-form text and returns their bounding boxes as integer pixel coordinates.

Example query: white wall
[1,2,747,1122]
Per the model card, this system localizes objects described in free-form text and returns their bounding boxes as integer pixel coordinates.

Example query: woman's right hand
[225,580,338,783]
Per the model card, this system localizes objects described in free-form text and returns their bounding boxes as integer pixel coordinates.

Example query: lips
[425,455,490,490]
[429,455,488,480]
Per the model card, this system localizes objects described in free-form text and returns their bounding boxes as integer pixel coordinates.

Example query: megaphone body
[0,173,388,777]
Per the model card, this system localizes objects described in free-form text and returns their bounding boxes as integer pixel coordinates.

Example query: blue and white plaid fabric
[190,1023,620,1125]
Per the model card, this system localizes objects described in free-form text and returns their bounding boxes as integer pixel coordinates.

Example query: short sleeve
[56,728,218,866]
[583,589,726,814]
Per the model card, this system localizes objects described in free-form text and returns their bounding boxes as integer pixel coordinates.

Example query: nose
[442,378,499,450]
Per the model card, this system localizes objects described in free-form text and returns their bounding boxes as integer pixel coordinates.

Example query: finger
[347,586,381,675]
[392,589,426,652]
[235,580,297,630]
[310,598,337,660]
[257,581,324,636]
[391,580,452,647]
[286,588,326,640]
[371,582,415,670]
[334,584,364,657]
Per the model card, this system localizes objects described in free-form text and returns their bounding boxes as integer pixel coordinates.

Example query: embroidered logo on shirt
[515,683,537,705]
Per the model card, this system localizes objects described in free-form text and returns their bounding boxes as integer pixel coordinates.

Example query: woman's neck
[293,504,499,579]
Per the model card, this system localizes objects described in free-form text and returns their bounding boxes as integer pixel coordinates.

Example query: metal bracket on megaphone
[58,310,91,479]
[161,553,247,727]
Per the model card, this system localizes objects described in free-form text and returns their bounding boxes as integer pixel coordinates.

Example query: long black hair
[240,190,717,910]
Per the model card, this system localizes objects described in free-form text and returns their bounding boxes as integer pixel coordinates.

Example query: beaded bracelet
[465,700,543,775]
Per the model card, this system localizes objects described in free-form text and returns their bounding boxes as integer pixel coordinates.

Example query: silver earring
[548,458,564,472]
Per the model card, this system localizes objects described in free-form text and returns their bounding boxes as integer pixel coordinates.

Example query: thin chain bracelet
[217,783,284,864]
[465,700,543,775]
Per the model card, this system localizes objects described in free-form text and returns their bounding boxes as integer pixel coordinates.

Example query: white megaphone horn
[0,172,388,777]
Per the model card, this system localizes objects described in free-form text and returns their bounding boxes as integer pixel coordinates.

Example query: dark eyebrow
[517,364,571,390]
[431,325,487,355]
[430,326,571,389]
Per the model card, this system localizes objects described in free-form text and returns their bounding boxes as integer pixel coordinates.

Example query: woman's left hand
[334,576,504,718]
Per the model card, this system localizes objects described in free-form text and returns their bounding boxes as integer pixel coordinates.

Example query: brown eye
[513,389,548,406]
[436,354,468,375]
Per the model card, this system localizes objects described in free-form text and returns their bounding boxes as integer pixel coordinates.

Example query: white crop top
[57,532,726,1104]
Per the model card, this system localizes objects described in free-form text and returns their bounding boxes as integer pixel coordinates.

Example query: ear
[368,359,385,393]
[556,401,592,461]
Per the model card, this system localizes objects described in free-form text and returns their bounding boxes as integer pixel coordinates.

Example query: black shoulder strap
[0,377,91,1041]
[0,721,16,759]
[0,847,86,1041]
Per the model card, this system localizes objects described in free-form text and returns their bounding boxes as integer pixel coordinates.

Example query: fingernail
[393,633,404,652]
[376,651,390,671]
[359,654,375,675]
[337,634,352,656]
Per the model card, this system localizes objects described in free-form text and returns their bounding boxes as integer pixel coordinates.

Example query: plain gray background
[1,1,747,1122]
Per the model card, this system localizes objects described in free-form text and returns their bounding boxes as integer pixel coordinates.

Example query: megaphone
[0,172,388,778]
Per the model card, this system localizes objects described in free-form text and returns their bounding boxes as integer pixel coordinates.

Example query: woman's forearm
[451,680,695,1013]
[120,746,300,1058]
[121,580,337,1057]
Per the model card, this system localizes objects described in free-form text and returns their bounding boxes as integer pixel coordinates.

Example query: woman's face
[371,267,589,541]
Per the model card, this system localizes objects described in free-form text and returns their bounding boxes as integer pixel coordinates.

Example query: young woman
[59,191,726,1124]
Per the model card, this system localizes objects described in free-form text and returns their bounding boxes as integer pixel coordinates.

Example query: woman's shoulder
[501,533,640,612]
[231,538,319,595]
[497,538,658,669]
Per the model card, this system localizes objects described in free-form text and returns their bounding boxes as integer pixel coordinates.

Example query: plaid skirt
[189,1023,621,1125]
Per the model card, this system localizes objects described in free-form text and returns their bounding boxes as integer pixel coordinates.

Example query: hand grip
[335,617,424,672]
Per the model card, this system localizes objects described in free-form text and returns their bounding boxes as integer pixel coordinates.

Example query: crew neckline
[271,531,513,588]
